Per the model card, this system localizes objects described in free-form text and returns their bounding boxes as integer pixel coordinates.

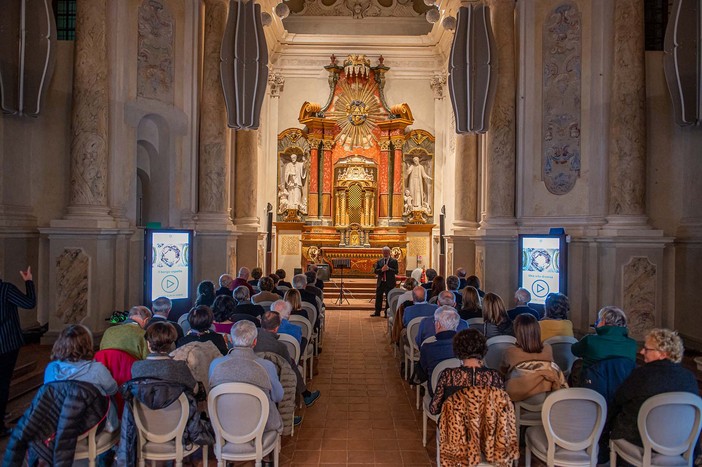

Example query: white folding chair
[414,335,438,409]
[467,317,484,332]
[73,424,120,467]
[403,317,424,380]
[610,392,702,467]
[256,300,274,310]
[483,335,517,370]
[525,388,606,467]
[132,393,208,467]
[544,335,578,377]
[277,332,301,365]
[208,383,281,467]
[300,302,318,353]
[288,315,314,381]
[422,358,461,446]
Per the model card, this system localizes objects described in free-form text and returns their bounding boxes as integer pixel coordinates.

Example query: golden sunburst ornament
[327,80,385,151]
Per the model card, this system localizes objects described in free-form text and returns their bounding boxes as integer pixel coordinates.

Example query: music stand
[332,259,351,305]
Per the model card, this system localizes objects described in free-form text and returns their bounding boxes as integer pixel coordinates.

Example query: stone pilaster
[63,0,113,226]
[607,0,647,228]
[234,129,261,268]
[198,0,230,222]
[454,134,479,231]
[482,0,516,228]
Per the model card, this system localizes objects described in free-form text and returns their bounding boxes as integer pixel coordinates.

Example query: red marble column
[392,136,404,220]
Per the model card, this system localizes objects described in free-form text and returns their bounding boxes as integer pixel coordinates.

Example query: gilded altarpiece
[275,55,436,277]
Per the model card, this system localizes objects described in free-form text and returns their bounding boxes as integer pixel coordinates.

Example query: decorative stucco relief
[137,0,175,103]
[622,256,656,341]
[198,0,229,213]
[70,0,108,207]
[56,249,89,323]
[542,3,581,195]
[608,0,646,215]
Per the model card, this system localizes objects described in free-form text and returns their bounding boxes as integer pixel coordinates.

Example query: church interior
[1,0,700,347]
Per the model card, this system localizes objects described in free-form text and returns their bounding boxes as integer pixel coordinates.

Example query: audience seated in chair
[506,288,541,322]
[233,286,265,319]
[539,292,573,342]
[570,305,636,385]
[231,267,255,296]
[429,329,518,466]
[427,275,446,303]
[482,293,515,339]
[253,276,282,304]
[275,268,293,289]
[195,280,217,308]
[293,273,320,314]
[176,305,228,356]
[604,328,699,461]
[416,307,461,395]
[403,286,438,327]
[304,270,323,300]
[248,267,264,288]
[147,296,184,339]
[211,294,237,334]
[421,268,437,291]
[500,314,567,402]
[458,286,483,321]
[215,273,234,297]
[446,275,464,309]
[415,291,468,348]
[100,305,152,360]
[209,320,284,436]
[131,321,198,392]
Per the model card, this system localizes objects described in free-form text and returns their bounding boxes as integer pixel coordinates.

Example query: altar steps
[323,278,378,311]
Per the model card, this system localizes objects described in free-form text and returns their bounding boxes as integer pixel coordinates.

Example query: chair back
[430,358,462,393]
[541,388,606,463]
[301,302,317,328]
[288,315,312,341]
[315,296,323,312]
[389,295,400,315]
[132,393,189,447]
[467,317,484,332]
[420,336,437,347]
[277,285,289,293]
[208,383,269,460]
[278,333,301,363]
[638,392,702,463]
[257,300,274,310]
[544,335,578,375]
[483,336,517,370]
[406,317,424,354]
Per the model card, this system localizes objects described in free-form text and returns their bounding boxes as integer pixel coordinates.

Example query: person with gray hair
[233,285,264,319]
[230,267,255,295]
[146,296,184,339]
[271,299,303,347]
[216,273,234,297]
[415,295,469,346]
[292,273,320,315]
[416,306,462,392]
[99,305,153,359]
[506,287,541,321]
[445,275,464,308]
[372,246,398,317]
[571,306,637,368]
[403,286,437,327]
[209,320,284,435]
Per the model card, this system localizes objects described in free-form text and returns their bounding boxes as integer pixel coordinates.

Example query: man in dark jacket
[233,286,265,318]
[0,266,36,437]
[372,247,398,317]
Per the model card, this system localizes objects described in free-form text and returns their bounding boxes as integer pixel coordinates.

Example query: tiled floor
[278,308,436,466]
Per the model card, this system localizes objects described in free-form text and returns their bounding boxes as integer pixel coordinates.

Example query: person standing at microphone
[0,266,36,437]
[371,247,398,318]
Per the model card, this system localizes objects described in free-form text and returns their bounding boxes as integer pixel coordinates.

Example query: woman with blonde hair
[608,328,698,448]
[482,293,514,338]
[459,286,482,320]
[284,288,309,321]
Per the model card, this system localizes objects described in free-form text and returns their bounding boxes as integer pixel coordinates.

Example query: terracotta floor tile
[295,438,323,450]
[347,449,376,464]
[374,450,403,464]
[319,449,347,464]
[290,450,321,463]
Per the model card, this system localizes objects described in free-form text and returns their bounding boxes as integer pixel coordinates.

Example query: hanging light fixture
[221,0,269,129]
[447,3,496,133]
[275,2,290,19]
[0,0,56,117]
[426,7,440,24]
[441,15,457,31]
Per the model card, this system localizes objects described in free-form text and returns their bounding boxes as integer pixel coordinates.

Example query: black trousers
[0,348,20,429]
[374,281,393,314]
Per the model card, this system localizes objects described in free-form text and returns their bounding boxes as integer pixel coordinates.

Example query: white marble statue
[405,156,432,210]
[282,154,308,212]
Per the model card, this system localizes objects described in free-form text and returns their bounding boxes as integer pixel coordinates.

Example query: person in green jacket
[571,306,637,368]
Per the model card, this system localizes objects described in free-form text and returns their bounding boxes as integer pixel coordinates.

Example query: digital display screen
[519,235,566,305]
[148,231,191,302]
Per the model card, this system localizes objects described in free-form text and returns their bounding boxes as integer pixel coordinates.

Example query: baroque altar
[275,54,436,277]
